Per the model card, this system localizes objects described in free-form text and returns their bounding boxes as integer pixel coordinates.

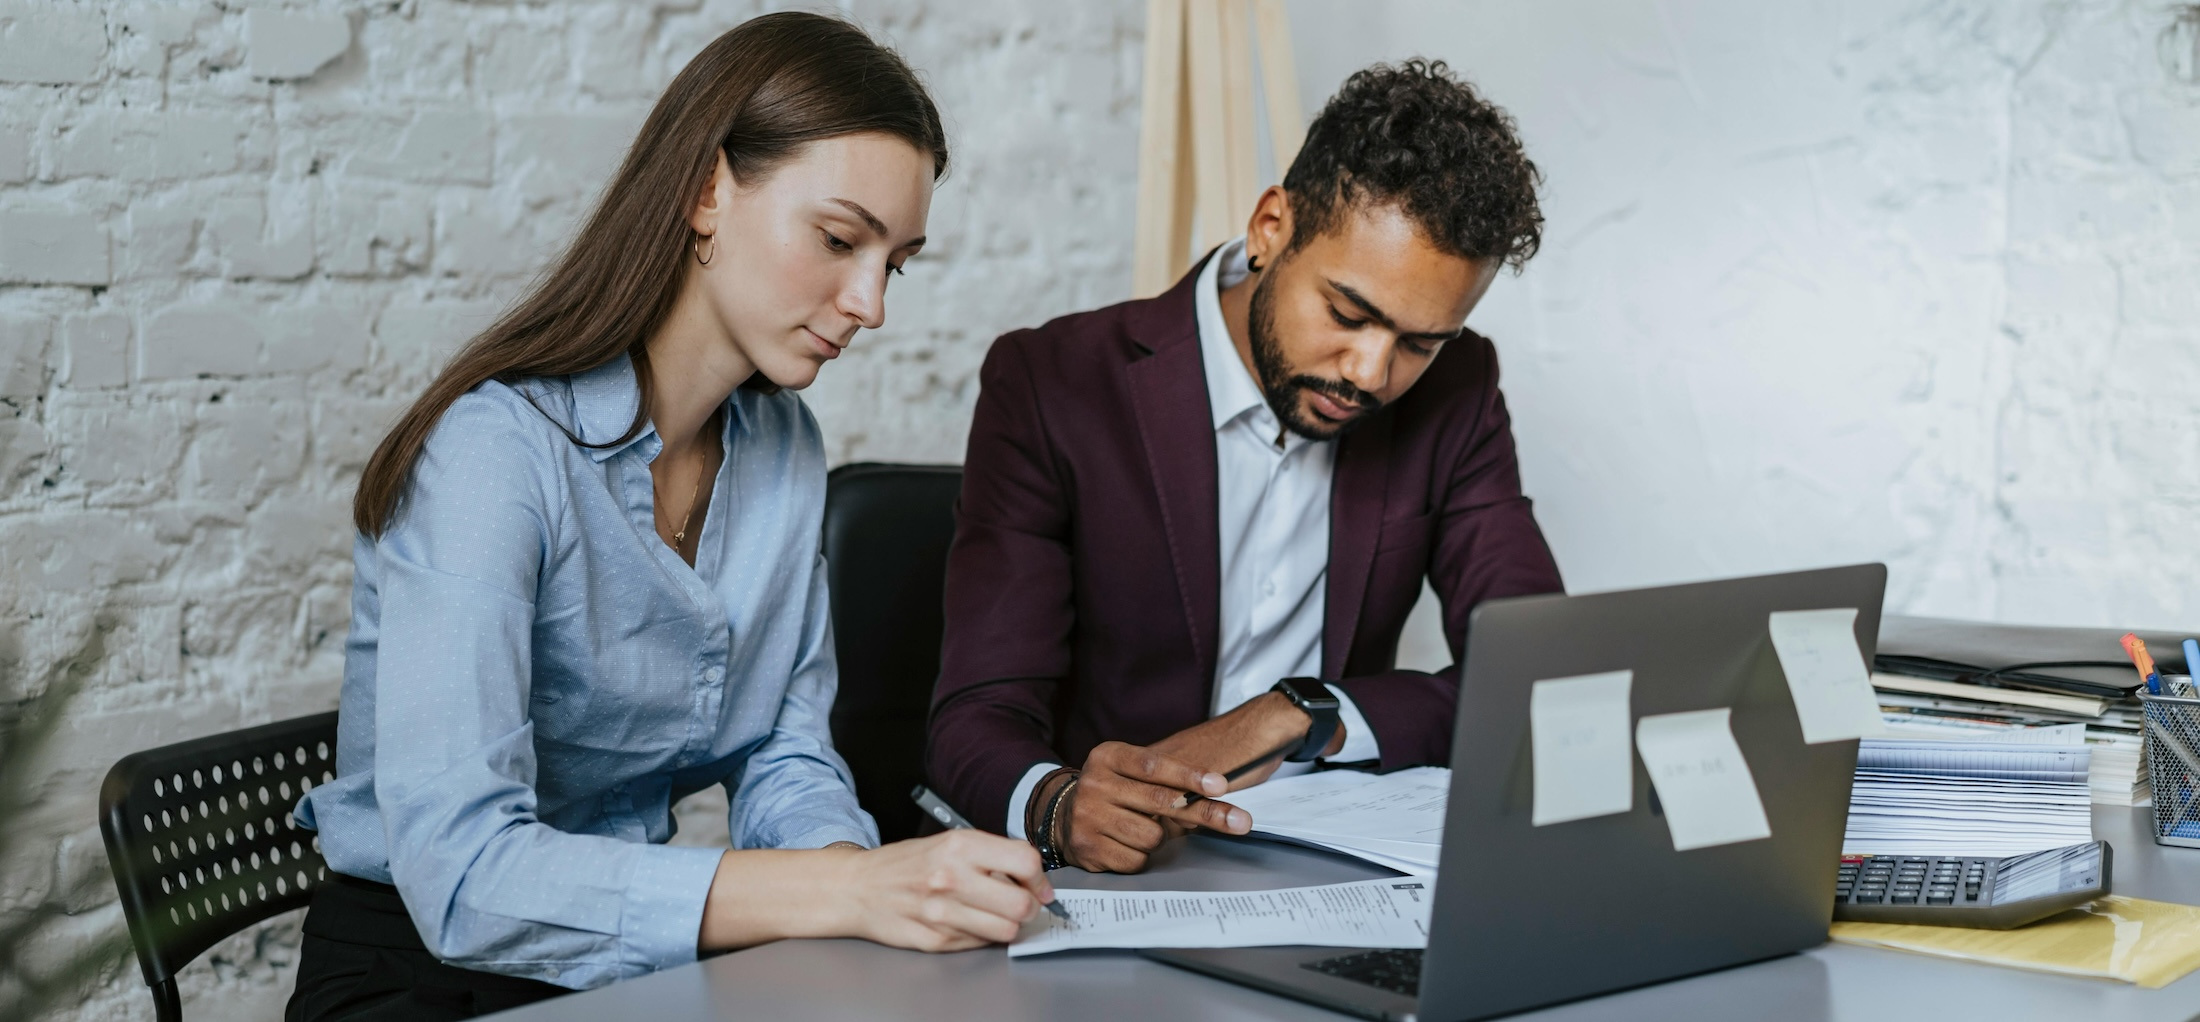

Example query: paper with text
[1768,607,1884,743]
[1007,878,1432,957]
[1529,670,1635,826]
[1230,766,1450,843]
[1634,708,1772,851]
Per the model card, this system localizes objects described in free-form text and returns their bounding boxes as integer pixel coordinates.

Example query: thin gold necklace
[655,459,706,550]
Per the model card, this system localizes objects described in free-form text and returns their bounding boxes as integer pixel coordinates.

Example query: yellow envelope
[1830,896,2200,989]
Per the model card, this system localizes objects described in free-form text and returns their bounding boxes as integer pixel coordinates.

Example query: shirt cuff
[1326,684,1382,764]
[617,843,728,978]
[1003,762,1062,841]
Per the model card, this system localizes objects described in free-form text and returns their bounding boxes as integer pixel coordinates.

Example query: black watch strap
[1272,677,1342,762]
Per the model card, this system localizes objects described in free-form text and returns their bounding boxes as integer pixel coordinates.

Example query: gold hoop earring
[694,233,716,266]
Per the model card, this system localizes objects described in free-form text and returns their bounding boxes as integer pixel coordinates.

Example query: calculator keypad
[1835,856,1989,906]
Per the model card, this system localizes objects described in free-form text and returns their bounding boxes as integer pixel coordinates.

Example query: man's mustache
[1289,375,1381,416]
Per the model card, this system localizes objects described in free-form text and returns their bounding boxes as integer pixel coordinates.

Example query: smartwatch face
[1280,677,1339,708]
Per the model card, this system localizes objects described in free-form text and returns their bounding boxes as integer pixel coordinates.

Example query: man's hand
[1050,743,1249,873]
[1151,691,1346,789]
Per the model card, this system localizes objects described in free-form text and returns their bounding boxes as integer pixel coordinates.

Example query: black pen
[1178,735,1303,808]
[911,785,1072,921]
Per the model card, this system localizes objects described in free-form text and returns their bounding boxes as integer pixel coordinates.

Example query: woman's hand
[836,830,1055,952]
[698,831,1053,953]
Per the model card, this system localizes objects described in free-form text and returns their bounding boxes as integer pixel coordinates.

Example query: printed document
[1225,768,1447,872]
[1529,670,1635,826]
[1768,607,1884,743]
[1008,878,1433,958]
[1634,708,1773,851]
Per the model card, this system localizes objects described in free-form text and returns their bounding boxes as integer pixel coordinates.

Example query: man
[927,60,1564,873]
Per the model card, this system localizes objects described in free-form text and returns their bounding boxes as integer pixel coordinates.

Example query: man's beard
[1246,268,1383,441]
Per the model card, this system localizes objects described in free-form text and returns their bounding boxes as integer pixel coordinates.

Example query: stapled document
[1634,708,1773,851]
[1529,670,1635,826]
[1768,608,1884,743]
[1007,878,1433,957]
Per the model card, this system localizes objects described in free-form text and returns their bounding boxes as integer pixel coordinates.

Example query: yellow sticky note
[1830,896,2200,989]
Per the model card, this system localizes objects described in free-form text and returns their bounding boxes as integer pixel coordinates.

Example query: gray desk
[494,806,2200,1021]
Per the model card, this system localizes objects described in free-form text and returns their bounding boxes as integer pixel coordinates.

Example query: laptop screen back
[1420,563,1886,1021]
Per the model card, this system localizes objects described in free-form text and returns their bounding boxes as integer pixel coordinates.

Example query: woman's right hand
[837,830,1055,952]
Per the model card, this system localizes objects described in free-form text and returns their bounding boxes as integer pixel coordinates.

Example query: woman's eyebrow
[827,197,925,249]
[827,198,888,235]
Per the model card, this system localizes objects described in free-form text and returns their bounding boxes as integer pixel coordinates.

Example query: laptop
[1143,563,1887,1021]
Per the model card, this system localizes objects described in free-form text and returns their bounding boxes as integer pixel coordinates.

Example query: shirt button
[1262,579,1277,597]
[705,666,724,683]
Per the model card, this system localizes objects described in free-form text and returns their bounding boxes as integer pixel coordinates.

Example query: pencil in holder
[2140,683,2200,848]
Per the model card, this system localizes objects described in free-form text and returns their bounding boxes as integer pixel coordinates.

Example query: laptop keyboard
[1302,948,1423,996]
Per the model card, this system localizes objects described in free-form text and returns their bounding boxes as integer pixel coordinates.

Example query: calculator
[1832,841,2111,929]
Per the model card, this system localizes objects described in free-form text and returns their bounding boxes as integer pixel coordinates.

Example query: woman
[289,14,1053,1020]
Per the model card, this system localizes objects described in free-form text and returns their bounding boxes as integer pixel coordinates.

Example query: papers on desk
[1831,895,2200,989]
[1223,768,1446,874]
[1871,674,2150,807]
[1007,878,1432,958]
[1842,721,2095,858]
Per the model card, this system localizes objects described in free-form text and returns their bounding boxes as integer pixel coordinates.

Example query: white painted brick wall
[0,1,1144,1018]
[5,0,2191,1018]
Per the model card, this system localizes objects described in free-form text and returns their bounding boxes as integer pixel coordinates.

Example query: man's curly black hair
[1282,59,1542,271]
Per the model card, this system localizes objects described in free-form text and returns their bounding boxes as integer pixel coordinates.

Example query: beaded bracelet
[1036,770,1080,870]
[1024,766,1076,844]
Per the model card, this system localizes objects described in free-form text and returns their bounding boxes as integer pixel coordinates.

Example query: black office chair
[97,712,338,1022]
[822,462,963,842]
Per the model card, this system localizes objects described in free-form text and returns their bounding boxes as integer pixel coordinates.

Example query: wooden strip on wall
[1252,0,1304,178]
[1184,0,1234,256]
[1132,0,1191,297]
[1217,0,1259,227]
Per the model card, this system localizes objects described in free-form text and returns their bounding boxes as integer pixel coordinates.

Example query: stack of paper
[1872,672,2148,805]
[1842,724,2094,858]
[1222,767,1448,875]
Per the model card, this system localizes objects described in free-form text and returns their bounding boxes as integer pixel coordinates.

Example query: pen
[2184,639,2200,697]
[1179,735,1303,808]
[910,785,1071,921]
[2121,633,2162,694]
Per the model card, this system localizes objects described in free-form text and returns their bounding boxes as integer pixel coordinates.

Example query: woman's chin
[762,361,824,391]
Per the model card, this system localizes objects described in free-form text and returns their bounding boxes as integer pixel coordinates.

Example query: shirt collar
[565,354,744,463]
[1195,237,1270,434]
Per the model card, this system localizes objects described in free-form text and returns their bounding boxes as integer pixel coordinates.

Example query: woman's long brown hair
[353,12,948,536]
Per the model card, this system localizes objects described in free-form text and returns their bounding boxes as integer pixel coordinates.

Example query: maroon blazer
[926,256,1565,831]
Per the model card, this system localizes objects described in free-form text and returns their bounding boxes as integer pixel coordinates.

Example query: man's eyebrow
[1328,280,1464,343]
[826,198,925,249]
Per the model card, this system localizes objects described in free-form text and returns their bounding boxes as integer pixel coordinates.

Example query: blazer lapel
[1125,260,1223,691]
[1324,410,1393,679]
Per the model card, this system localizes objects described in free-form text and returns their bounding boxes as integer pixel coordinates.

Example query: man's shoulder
[987,291,1181,377]
[1380,327,1508,440]
[1415,328,1501,395]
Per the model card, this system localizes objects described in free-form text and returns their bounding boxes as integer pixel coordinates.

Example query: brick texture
[9,0,2192,1018]
[0,1,1144,1018]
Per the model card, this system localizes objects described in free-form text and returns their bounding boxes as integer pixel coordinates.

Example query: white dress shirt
[1003,239,1379,838]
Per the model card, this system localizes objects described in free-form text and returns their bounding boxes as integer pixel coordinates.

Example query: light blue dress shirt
[297,356,877,990]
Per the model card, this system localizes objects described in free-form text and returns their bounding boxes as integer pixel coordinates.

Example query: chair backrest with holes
[97,712,340,1001]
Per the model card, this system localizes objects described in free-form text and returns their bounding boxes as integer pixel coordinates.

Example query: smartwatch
[1272,677,1342,762]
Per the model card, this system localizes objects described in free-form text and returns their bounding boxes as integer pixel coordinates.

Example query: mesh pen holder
[2141,683,2200,848]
